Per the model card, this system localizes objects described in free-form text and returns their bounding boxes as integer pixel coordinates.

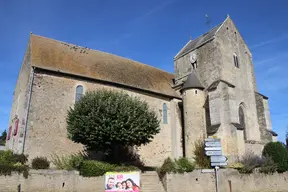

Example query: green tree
[67,89,160,159]
[0,130,7,146]
[262,141,288,173]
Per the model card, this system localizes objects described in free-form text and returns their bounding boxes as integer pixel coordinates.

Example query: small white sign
[205,151,222,156]
[205,142,221,147]
[201,169,214,173]
[205,147,222,151]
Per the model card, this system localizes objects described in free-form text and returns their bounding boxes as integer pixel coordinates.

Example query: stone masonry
[5,15,277,166]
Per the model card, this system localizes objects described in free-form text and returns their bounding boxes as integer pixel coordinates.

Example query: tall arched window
[75,85,84,103]
[233,53,239,68]
[163,103,168,124]
[239,106,246,140]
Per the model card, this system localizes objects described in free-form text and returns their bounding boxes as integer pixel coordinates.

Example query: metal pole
[215,166,219,192]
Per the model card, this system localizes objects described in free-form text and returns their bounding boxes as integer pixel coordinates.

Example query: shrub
[259,156,277,174]
[79,160,115,177]
[31,157,50,169]
[112,165,139,172]
[157,157,176,179]
[262,142,288,173]
[239,152,263,174]
[51,153,85,170]
[0,163,29,178]
[228,162,244,170]
[175,157,195,173]
[193,139,210,168]
[69,154,85,169]
[12,154,28,165]
[0,150,30,178]
[0,150,14,164]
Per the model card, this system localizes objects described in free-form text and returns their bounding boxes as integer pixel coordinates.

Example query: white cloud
[251,34,288,50]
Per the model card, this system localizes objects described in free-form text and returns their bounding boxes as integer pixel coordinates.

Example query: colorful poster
[105,171,140,192]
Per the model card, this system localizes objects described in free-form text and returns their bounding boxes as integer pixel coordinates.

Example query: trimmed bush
[262,142,288,173]
[175,157,195,173]
[79,160,115,177]
[31,157,50,169]
[193,139,210,168]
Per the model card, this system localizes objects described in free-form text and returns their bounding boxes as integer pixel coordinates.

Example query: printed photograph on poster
[105,171,140,192]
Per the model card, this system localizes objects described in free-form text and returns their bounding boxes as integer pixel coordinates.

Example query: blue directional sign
[211,156,228,163]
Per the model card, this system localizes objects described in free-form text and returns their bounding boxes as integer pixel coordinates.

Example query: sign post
[204,138,228,192]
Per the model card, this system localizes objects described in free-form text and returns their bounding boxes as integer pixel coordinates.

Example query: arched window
[75,85,84,103]
[233,53,239,68]
[239,106,246,140]
[163,103,168,124]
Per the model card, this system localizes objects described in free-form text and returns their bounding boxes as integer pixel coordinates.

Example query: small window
[163,103,168,124]
[233,53,239,68]
[195,90,197,94]
[75,85,84,103]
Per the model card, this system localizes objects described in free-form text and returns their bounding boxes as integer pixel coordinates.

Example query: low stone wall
[0,170,104,192]
[165,169,288,192]
[1,169,288,192]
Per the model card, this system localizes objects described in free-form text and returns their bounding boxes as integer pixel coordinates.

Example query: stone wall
[255,93,272,143]
[1,169,288,192]
[165,169,288,192]
[24,69,182,167]
[6,39,32,154]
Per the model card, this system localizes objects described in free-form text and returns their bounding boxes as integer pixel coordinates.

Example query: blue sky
[0,0,288,142]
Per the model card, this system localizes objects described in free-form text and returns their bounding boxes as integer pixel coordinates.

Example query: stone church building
[6,16,277,166]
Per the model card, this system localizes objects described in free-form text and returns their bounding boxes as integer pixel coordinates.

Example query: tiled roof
[29,34,180,98]
[181,72,204,91]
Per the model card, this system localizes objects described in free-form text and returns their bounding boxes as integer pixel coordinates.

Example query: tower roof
[174,15,230,59]
[181,72,204,91]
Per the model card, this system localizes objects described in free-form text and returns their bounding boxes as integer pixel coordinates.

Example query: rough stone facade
[173,16,275,161]
[6,39,32,154]
[6,16,276,166]
[23,69,182,167]
[1,169,288,192]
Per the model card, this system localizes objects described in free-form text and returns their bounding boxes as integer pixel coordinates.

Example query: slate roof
[29,34,180,98]
[181,72,204,91]
[174,22,224,59]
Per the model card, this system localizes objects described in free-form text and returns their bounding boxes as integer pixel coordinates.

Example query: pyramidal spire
[181,72,204,91]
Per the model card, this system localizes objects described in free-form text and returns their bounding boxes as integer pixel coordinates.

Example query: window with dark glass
[163,103,168,124]
[75,85,84,103]
[233,53,239,68]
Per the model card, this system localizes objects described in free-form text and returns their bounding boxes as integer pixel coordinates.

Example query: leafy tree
[0,130,7,146]
[67,89,160,159]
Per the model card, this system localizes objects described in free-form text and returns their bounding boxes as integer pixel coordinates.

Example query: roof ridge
[174,17,227,59]
[30,34,174,76]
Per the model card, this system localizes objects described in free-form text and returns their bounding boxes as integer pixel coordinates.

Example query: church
[5,16,277,166]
